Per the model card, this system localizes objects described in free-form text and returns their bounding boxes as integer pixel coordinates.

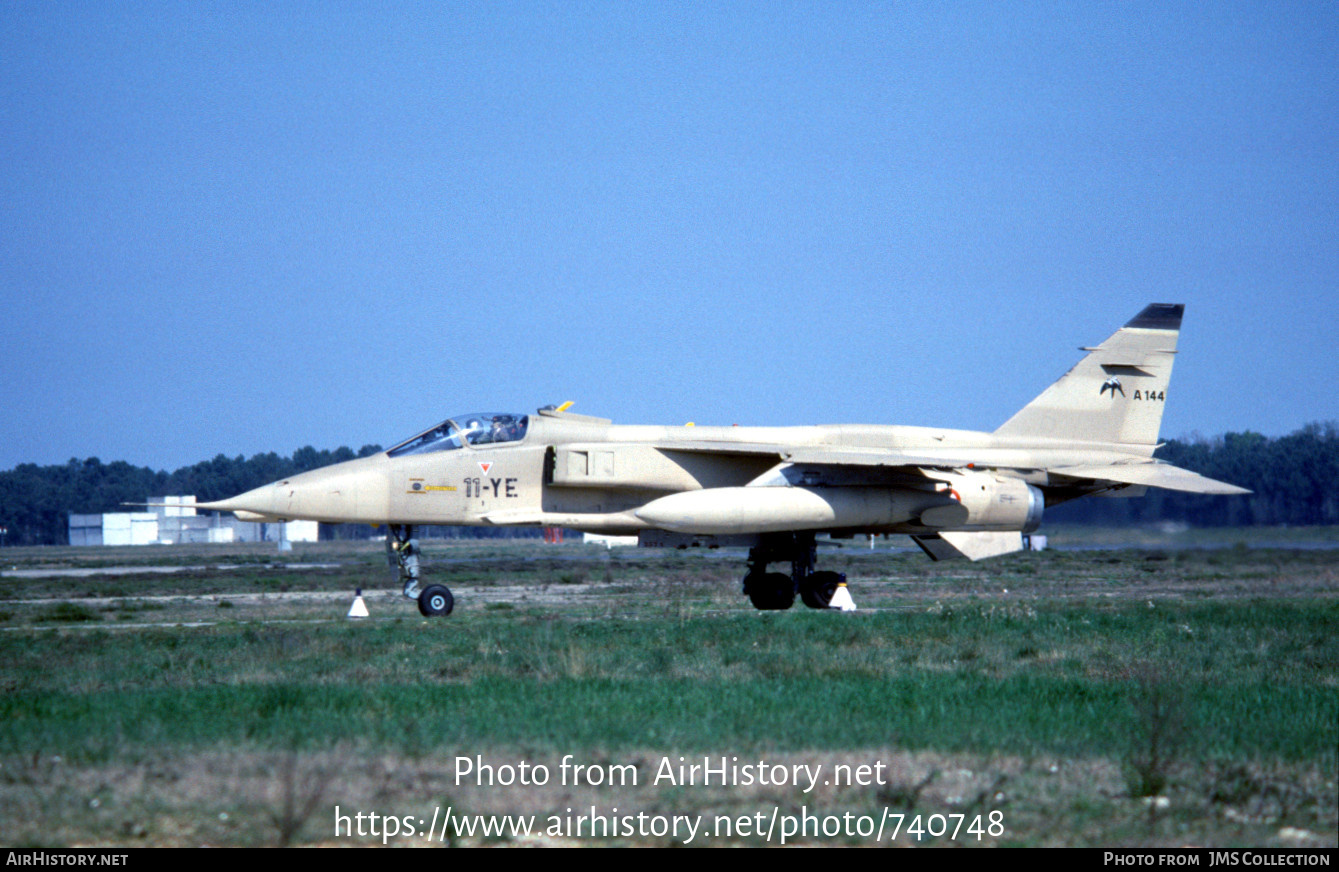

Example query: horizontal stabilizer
[1056,462,1251,495]
[911,531,1025,561]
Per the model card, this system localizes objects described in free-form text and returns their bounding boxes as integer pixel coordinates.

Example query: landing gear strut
[741,532,846,611]
[387,524,454,617]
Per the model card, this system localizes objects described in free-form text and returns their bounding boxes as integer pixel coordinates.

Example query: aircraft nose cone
[199,457,389,524]
[275,461,389,523]
[194,483,283,521]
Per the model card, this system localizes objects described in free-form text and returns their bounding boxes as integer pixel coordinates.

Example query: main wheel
[745,571,796,611]
[800,570,843,609]
[418,584,455,617]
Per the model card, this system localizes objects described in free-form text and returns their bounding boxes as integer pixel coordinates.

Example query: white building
[68,496,320,546]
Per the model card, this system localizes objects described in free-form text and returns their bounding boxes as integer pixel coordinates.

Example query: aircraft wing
[780,448,976,468]
[654,442,980,488]
[1052,462,1251,495]
[657,442,976,469]
[653,442,1249,494]
[654,441,797,458]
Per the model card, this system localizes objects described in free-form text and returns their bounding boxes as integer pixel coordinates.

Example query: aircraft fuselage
[204,414,1141,535]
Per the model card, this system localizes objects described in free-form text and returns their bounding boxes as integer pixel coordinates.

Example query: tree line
[0,445,370,546]
[0,445,536,546]
[0,422,1334,546]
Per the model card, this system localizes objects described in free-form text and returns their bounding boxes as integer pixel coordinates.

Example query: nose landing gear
[387,524,455,617]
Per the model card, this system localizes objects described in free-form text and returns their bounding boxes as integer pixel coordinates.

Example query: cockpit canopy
[387,413,529,457]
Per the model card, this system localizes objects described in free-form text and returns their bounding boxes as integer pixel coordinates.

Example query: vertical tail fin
[993,303,1183,453]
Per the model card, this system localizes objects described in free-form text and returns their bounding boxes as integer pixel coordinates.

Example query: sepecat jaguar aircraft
[193,304,1248,617]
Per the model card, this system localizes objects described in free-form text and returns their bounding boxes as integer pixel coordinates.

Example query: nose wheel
[417,584,454,617]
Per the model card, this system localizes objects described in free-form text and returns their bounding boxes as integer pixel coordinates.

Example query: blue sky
[2,2,1336,472]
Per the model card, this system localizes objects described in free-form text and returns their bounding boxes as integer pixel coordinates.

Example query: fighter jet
[195,303,1248,617]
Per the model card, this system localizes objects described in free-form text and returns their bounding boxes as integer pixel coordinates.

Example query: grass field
[0,527,1335,847]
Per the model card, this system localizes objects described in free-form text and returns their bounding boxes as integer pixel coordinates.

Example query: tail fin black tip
[1124,303,1184,330]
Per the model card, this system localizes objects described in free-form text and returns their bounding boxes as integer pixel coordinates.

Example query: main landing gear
[387,524,454,617]
[741,532,845,611]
